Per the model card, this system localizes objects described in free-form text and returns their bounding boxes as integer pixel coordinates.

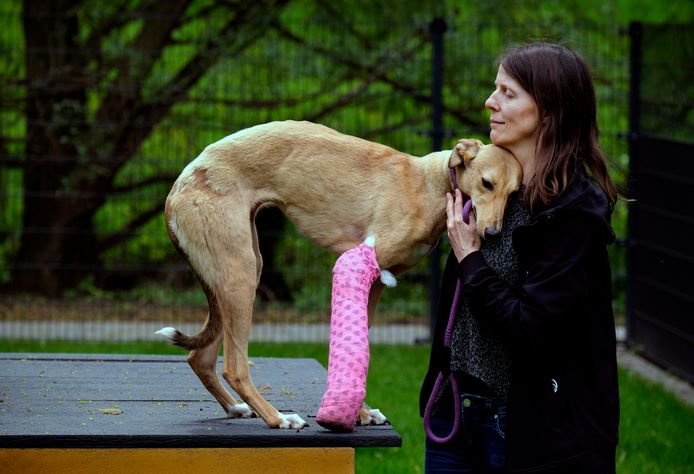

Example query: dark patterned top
[449,193,530,397]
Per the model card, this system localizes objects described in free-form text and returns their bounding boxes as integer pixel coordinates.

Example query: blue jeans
[425,393,507,473]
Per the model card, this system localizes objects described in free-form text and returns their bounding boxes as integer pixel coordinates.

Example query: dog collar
[449,168,458,192]
[449,167,472,204]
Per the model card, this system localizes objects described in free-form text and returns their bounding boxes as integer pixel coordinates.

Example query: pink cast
[315,242,381,432]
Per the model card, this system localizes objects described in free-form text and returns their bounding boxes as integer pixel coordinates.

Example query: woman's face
[485,65,541,155]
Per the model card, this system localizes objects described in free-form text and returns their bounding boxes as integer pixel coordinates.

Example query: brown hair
[499,43,618,213]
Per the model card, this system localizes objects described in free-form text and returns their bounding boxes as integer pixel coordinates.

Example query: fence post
[625,21,642,348]
[428,18,447,341]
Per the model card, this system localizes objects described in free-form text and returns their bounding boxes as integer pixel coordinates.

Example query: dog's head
[448,139,522,240]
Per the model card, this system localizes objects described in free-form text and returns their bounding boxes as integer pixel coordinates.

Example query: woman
[420,43,620,473]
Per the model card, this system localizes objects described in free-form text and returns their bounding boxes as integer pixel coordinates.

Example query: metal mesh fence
[0,3,630,343]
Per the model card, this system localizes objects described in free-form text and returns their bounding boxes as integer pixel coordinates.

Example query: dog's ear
[448,139,483,168]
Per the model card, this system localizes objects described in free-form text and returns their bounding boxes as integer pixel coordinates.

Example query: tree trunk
[11,0,101,296]
[12,194,102,296]
[8,0,295,298]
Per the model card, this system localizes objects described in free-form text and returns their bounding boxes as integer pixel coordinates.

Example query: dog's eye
[482,178,494,191]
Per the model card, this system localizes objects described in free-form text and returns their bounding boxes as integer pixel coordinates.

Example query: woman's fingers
[454,189,464,221]
[445,192,454,224]
[447,190,472,229]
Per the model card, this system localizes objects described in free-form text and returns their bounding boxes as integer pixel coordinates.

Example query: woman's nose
[485,92,498,110]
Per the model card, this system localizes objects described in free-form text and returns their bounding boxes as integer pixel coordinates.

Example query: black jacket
[420,169,619,472]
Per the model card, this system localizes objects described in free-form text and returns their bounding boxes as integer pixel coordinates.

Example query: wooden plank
[0,353,401,448]
[0,447,355,474]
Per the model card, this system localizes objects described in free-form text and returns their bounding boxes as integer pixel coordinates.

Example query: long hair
[499,43,618,213]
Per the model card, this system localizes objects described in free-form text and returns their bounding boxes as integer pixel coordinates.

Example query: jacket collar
[530,168,616,244]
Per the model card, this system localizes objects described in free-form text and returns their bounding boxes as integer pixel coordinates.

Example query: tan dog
[157,120,522,429]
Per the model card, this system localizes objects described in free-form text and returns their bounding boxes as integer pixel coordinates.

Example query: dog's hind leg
[157,303,253,418]
[212,215,308,430]
[160,205,254,419]
[358,404,388,426]
[187,329,254,419]
[218,281,309,429]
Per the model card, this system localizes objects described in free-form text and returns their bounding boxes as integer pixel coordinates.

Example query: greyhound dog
[157,120,522,430]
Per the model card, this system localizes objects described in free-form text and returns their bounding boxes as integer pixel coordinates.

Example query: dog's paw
[226,403,255,419]
[278,413,309,430]
[358,408,389,426]
[368,408,388,425]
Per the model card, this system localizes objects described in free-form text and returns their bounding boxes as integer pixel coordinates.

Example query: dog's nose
[484,227,501,240]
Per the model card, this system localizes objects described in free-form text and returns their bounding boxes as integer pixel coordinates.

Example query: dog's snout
[484,227,501,240]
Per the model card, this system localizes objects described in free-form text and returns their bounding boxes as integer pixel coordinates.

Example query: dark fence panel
[627,23,694,381]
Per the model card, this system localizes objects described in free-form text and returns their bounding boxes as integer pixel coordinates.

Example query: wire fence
[0,3,630,343]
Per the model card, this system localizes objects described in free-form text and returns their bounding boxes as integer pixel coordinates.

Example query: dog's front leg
[315,239,382,432]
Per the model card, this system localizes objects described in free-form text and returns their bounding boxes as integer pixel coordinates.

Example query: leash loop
[423,280,463,443]
[424,371,462,443]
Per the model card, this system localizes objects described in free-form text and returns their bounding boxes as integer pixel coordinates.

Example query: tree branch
[110,174,179,194]
[179,70,356,109]
[360,113,430,140]
[129,0,191,78]
[273,20,428,98]
[273,19,482,130]
[92,1,191,136]
[303,72,386,123]
[83,0,149,53]
[103,0,290,176]
[97,200,164,253]
[157,0,291,105]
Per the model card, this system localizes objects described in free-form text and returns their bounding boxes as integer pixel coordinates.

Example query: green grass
[2,340,693,473]
[617,369,694,473]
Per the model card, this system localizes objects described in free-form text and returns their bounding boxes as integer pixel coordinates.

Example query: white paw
[226,403,255,419]
[155,327,177,341]
[367,408,388,425]
[380,270,397,287]
[278,413,309,430]
[359,408,389,426]
[364,235,376,247]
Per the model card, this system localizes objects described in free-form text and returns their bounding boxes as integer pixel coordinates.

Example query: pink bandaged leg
[315,242,381,432]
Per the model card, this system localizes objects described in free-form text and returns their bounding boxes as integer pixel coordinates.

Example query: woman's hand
[446,189,481,262]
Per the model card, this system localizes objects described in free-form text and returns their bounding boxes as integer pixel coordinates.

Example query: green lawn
[1,340,693,473]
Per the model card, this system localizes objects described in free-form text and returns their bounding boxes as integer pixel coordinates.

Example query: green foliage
[2,0,693,307]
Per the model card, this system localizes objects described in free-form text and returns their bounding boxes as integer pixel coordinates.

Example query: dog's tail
[156,255,224,349]
[156,315,221,350]
[156,278,223,350]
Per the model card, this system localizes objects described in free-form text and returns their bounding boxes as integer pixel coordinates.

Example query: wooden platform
[0,353,401,473]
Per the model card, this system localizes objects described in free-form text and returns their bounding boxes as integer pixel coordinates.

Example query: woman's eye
[482,179,494,191]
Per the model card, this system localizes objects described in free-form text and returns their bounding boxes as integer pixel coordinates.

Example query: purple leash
[423,195,472,444]
[423,279,462,443]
